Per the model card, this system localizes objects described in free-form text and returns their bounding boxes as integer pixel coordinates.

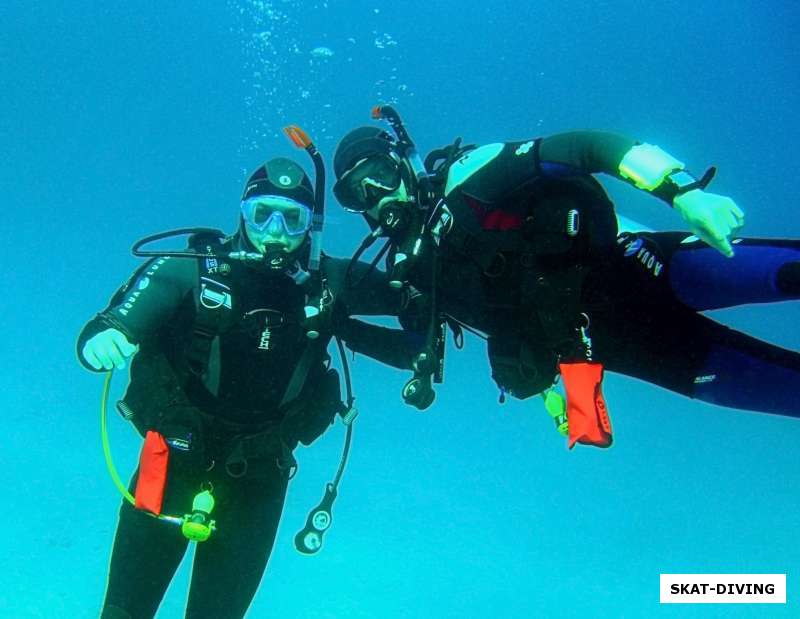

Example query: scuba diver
[332,105,800,449]
[77,129,413,619]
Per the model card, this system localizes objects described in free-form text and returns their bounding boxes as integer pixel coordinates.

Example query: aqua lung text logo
[118,257,168,316]
[621,237,663,277]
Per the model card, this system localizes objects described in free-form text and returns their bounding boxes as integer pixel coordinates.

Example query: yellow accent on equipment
[618,143,684,191]
[542,389,569,437]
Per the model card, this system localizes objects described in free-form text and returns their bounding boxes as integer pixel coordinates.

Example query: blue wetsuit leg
[669,236,800,310]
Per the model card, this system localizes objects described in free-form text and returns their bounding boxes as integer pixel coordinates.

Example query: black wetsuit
[408,131,800,416]
[77,244,412,619]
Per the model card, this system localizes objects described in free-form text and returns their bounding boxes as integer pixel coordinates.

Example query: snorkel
[284,125,325,273]
[370,104,434,206]
[283,124,333,339]
[368,105,434,287]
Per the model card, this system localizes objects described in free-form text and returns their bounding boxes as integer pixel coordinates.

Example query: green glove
[673,189,745,257]
[82,328,138,370]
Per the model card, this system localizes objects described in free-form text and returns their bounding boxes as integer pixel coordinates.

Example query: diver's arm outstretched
[325,256,419,370]
[451,131,744,257]
[537,131,745,256]
[334,317,417,370]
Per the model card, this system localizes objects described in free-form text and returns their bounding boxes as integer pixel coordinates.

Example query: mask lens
[241,196,312,236]
[334,155,402,212]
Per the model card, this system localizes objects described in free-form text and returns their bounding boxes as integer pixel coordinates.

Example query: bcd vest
[118,239,342,477]
[432,172,618,399]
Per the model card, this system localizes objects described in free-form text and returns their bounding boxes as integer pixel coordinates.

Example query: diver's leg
[595,308,800,418]
[659,234,800,310]
[184,465,289,619]
[692,329,800,414]
[101,485,190,619]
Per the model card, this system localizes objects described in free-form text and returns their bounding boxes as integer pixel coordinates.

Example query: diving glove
[673,189,745,258]
[82,328,138,370]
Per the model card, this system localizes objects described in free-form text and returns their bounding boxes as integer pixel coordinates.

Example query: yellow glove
[82,328,138,370]
[673,189,745,257]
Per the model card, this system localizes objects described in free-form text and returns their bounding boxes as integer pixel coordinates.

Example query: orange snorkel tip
[370,105,384,120]
[283,124,312,149]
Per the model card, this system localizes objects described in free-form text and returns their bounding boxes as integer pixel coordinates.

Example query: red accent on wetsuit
[464,195,523,231]
[560,362,613,449]
[134,431,169,515]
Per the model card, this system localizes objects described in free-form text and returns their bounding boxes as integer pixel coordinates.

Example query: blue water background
[2,1,799,616]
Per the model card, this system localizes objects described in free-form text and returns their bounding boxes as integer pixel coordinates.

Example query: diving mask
[333,153,403,213]
[240,195,313,237]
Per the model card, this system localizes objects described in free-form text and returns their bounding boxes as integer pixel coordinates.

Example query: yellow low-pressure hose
[101,371,137,506]
[99,371,197,529]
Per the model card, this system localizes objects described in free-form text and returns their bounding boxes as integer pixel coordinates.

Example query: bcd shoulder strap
[186,236,233,376]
